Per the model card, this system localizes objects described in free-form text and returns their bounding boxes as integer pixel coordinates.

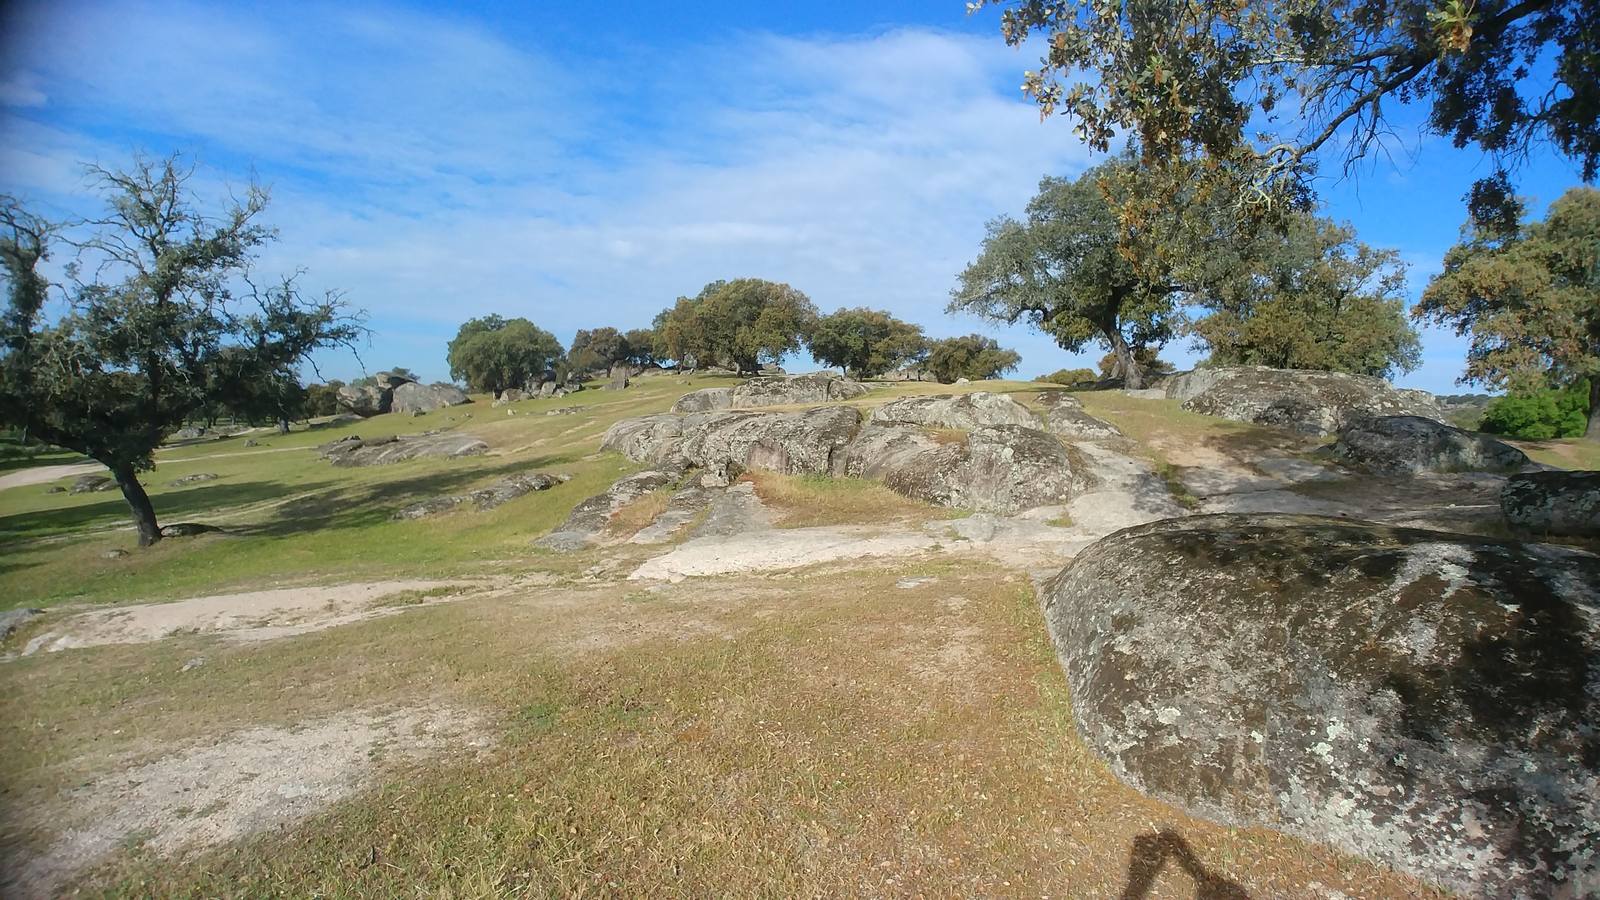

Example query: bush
[1478,381,1589,440]
[1034,368,1097,386]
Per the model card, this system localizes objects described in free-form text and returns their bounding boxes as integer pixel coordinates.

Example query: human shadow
[1119,830,1251,900]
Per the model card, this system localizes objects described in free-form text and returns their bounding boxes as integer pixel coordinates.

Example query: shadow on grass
[0,480,297,542]
[235,453,582,538]
[1,453,585,545]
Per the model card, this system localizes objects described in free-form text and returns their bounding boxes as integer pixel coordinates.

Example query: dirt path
[1,704,489,899]
[0,445,311,493]
[19,580,482,654]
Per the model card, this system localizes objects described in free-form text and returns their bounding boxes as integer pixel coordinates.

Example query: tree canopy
[924,335,1021,384]
[808,308,927,378]
[979,0,1598,214]
[1415,185,1600,438]
[1188,212,1422,378]
[950,161,1185,388]
[0,156,361,545]
[653,279,818,374]
[446,315,563,395]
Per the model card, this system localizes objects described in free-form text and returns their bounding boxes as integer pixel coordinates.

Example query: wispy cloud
[4,2,1103,380]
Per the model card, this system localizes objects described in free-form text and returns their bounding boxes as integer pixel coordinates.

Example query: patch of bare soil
[0,462,104,492]
[1,704,489,899]
[21,580,483,655]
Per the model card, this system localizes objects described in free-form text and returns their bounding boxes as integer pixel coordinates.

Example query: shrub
[1478,380,1589,440]
[1034,368,1097,386]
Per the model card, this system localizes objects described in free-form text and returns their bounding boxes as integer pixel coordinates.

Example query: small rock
[243,439,260,447]
[0,608,43,641]
[167,472,220,487]
[179,656,206,673]
[159,522,221,538]
[45,485,65,494]
[70,474,115,494]
[895,576,934,589]
[103,549,129,559]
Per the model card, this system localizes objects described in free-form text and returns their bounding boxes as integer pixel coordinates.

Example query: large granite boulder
[678,407,862,476]
[492,388,526,407]
[1328,415,1530,475]
[373,370,414,390]
[671,387,734,414]
[600,414,685,463]
[844,422,1089,513]
[391,382,471,414]
[1165,366,1445,435]
[604,407,862,477]
[1502,470,1600,538]
[869,392,1040,430]
[1035,391,1122,440]
[534,466,686,551]
[1043,513,1600,898]
[671,374,868,412]
[320,431,488,467]
[336,384,391,417]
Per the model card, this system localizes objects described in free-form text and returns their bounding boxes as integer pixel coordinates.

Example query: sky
[0,0,1589,393]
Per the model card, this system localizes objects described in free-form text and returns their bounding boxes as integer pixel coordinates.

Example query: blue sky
[0,0,1588,392]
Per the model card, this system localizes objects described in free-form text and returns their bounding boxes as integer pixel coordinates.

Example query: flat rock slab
[534,466,685,552]
[1043,513,1600,898]
[629,526,939,581]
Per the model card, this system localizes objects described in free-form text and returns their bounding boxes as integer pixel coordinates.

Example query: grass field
[0,374,1557,896]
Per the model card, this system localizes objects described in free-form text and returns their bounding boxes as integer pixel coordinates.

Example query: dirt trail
[19,580,480,654]
[0,704,488,899]
[0,445,312,493]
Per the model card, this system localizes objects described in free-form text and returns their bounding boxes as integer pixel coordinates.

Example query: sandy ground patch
[0,462,105,492]
[629,526,940,581]
[1,704,488,899]
[20,580,479,654]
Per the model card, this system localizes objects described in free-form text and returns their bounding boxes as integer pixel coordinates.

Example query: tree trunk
[277,418,290,435]
[110,461,162,546]
[1586,378,1600,440]
[1107,326,1143,390]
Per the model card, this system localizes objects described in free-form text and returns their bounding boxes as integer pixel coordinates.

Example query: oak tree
[0,157,361,545]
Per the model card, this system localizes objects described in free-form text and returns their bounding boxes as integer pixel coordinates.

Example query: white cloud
[1,3,1107,383]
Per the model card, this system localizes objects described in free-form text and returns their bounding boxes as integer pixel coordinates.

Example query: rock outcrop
[1327,415,1530,475]
[844,422,1089,514]
[336,384,391,417]
[1501,470,1600,538]
[1042,513,1600,898]
[672,373,869,413]
[492,388,526,407]
[391,382,470,414]
[604,406,863,477]
[869,392,1039,430]
[393,471,566,520]
[70,474,114,494]
[534,465,686,551]
[167,473,220,487]
[319,432,488,467]
[1035,392,1122,440]
[1164,366,1445,435]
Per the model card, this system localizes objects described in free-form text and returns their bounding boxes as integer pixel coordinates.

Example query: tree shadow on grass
[235,453,583,538]
[1119,830,1251,900]
[1,452,587,545]
[0,480,299,543]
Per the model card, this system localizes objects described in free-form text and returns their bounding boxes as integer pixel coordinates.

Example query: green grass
[0,375,740,608]
[1512,436,1600,471]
